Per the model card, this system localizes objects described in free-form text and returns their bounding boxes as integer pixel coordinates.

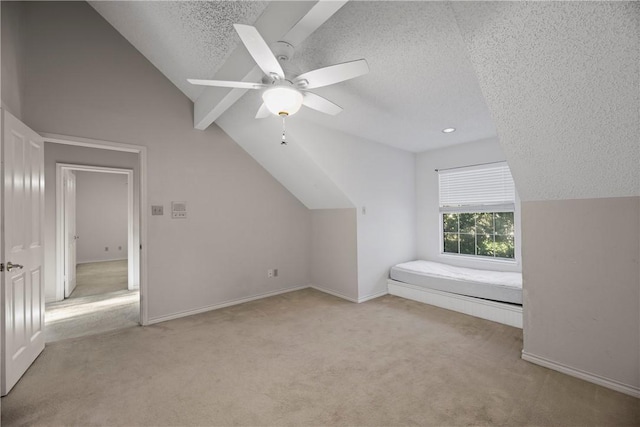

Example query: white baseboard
[358,290,387,303]
[387,279,522,328]
[77,258,127,265]
[309,285,358,303]
[522,351,640,398]
[147,285,308,325]
[309,285,387,303]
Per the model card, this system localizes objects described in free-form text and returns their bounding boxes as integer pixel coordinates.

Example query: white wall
[75,171,128,264]
[22,2,311,320]
[294,120,416,300]
[217,72,417,302]
[310,209,358,301]
[216,91,355,210]
[416,137,521,272]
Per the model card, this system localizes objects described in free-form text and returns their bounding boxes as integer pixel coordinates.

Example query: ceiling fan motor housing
[272,41,295,63]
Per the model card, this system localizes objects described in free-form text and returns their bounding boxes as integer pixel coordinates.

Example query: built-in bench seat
[387,260,523,328]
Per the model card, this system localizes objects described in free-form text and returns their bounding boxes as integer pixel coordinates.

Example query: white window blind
[438,163,515,211]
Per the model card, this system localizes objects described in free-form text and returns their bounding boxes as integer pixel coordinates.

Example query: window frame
[439,209,517,263]
[437,162,519,265]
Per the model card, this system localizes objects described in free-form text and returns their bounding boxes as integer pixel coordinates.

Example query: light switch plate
[171,201,187,219]
[151,205,163,216]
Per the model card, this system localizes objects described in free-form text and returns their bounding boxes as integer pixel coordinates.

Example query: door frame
[60,168,77,298]
[56,164,135,297]
[43,133,149,325]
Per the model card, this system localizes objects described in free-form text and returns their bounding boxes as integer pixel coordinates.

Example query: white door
[1,110,45,396]
[64,170,77,297]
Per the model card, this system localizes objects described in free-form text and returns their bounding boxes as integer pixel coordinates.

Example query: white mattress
[390,260,522,305]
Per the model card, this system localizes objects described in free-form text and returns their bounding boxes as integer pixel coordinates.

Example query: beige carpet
[4,289,639,426]
[45,260,139,343]
[70,260,129,298]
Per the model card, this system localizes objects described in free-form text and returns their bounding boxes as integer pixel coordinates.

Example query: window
[438,163,516,260]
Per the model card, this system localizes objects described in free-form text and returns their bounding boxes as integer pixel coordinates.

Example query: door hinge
[140,244,142,250]
[0,263,4,272]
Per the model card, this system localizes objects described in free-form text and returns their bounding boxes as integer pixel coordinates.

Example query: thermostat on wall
[171,201,187,219]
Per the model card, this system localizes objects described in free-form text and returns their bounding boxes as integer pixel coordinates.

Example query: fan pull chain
[281,115,287,145]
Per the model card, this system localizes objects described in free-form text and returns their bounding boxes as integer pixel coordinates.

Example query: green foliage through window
[442,212,515,259]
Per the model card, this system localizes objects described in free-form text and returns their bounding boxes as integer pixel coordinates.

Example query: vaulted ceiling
[89,1,639,203]
[90,1,497,153]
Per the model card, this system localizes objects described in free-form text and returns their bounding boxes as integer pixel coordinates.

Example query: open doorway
[46,164,138,342]
[41,135,147,342]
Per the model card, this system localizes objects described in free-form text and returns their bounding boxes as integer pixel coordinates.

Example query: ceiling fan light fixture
[262,86,303,117]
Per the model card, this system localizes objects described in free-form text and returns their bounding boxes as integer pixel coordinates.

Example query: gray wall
[311,209,358,301]
[1,1,26,119]
[522,197,639,389]
[22,1,311,320]
[76,171,128,264]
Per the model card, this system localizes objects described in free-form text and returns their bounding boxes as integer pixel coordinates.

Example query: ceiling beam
[193,0,348,130]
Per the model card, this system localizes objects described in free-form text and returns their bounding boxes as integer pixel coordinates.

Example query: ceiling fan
[188,24,369,119]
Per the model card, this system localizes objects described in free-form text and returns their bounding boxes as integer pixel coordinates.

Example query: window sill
[439,252,519,266]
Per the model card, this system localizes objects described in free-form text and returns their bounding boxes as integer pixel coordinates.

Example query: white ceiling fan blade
[302,92,343,115]
[233,24,285,80]
[255,103,271,119]
[187,79,265,90]
[295,59,369,89]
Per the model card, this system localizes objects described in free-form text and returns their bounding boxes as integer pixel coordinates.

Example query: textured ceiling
[291,1,497,152]
[89,1,269,102]
[452,1,640,201]
[91,1,497,153]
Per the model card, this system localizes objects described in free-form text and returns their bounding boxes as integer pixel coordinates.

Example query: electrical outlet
[267,269,274,278]
[151,205,163,216]
[105,246,109,252]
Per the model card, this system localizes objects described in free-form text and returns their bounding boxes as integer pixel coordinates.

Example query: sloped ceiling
[90,1,269,102]
[91,1,639,203]
[291,1,497,152]
[90,1,497,153]
[452,1,640,201]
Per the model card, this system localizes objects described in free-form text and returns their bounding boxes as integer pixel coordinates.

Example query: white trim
[42,133,149,325]
[358,290,387,303]
[309,285,358,303]
[387,279,523,328]
[147,285,308,325]
[521,351,640,398]
[42,133,143,153]
[56,164,135,296]
[439,252,518,266]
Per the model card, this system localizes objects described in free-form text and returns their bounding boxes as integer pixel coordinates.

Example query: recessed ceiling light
[442,127,456,133]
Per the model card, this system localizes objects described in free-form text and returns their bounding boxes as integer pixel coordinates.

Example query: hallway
[45,260,139,342]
